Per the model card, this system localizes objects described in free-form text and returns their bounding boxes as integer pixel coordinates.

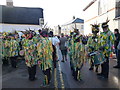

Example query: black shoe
[97,73,103,76]
[29,77,37,81]
[95,69,98,72]
[104,76,108,79]
[61,60,65,62]
[89,67,93,70]
[12,66,16,68]
[40,84,50,87]
[98,75,108,79]
[113,65,120,68]
[29,78,34,81]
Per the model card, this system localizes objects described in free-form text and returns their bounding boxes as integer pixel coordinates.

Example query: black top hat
[91,24,100,33]
[102,23,108,28]
[102,20,109,28]
[49,31,53,37]
[41,30,48,37]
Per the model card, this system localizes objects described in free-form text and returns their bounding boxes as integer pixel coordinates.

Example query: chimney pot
[6,0,13,7]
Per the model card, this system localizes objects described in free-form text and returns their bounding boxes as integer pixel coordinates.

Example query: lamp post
[58,25,61,35]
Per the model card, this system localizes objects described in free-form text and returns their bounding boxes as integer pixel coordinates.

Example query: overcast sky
[0,0,92,28]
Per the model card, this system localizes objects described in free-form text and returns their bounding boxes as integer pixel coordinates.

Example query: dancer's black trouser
[42,68,51,84]
[10,56,17,68]
[28,65,37,80]
[101,56,109,78]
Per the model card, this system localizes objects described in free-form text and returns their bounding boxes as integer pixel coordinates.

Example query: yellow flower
[110,36,113,40]
[103,36,107,39]
[3,32,8,36]
[105,46,109,50]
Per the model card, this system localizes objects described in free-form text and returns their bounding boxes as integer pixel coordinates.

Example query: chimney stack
[73,16,75,19]
[6,0,13,7]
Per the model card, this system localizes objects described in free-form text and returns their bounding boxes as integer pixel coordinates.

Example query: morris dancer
[2,32,10,66]
[97,20,115,79]
[9,31,20,68]
[37,30,54,86]
[87,24,100,72]
[22,30,38,81]
[68,32,84,81]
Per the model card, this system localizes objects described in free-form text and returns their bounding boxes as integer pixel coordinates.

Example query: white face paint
[95,38,98,42]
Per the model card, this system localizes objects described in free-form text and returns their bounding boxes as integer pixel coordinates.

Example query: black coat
[114,33,120,49]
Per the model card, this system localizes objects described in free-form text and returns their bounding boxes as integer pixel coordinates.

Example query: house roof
[0,5,44,25]
[72,18,84,23]
[62,18,84,26]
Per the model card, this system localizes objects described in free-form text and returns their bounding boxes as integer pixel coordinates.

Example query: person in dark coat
[113,29,120,68]
[59,33,68,62]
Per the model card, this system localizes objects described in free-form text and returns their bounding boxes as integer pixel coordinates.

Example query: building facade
[83,0,120,35]
[0,1,44,32]
[53,25,61,35]
[61,18,84,35]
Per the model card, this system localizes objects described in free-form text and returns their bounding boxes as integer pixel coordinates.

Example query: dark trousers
[90,58,99,72]
[52,45,57,68]
[101,56,109,78]
[90,58,94,69]
[115,49,118,58]
[28,65,36,80]
[42,68,51,84]
[53,52,56,68]
[2,57,9,66]
[70,61,74,70]
[72,67,80,81]
[10,56,17,68]
[53,60,56,68]
[117,50,120,66]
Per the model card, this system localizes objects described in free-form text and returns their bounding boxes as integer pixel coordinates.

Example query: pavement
[1,55,120,89]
